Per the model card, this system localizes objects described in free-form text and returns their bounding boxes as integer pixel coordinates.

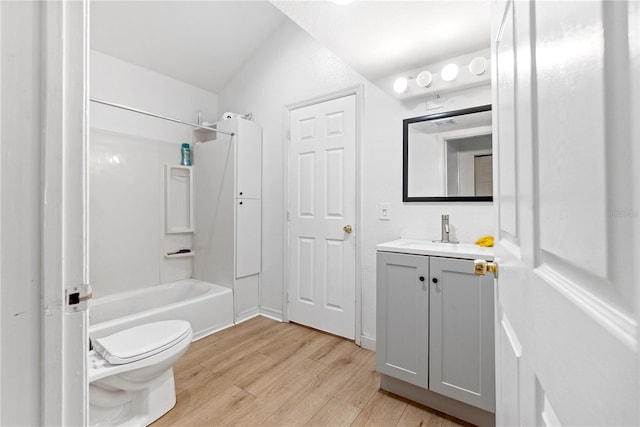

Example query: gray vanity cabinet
[429,256,495,412]
[376,251,495,414]
[376,252,429,388]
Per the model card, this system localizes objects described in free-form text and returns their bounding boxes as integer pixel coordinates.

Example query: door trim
[41,0,89,424]
[283,85,364,346]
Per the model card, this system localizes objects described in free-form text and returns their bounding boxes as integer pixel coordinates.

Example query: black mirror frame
[403,104,493,202]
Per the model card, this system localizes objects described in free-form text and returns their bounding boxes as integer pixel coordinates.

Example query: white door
[287,94,356,339]
[492,1,639,425]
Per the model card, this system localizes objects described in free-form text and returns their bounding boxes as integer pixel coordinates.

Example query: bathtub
[89,278,234,341]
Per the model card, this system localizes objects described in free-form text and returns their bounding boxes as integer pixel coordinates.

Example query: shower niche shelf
[165,165,194,233]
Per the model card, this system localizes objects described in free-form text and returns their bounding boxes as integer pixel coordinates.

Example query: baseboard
[360,335,376,351]
[259,306,283,322]
[235,307,260,324]
[192,320,234,341]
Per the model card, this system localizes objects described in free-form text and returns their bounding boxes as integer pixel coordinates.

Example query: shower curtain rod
[89,97,235,137]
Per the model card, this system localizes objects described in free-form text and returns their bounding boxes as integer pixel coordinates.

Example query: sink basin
[376,239,494,260]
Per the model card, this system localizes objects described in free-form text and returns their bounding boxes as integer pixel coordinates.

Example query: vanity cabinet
[376,240,495,426]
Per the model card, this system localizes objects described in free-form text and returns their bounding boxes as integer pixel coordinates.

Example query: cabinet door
[236,199,261,278]
[429,256,495,412]
[376,252,429,388]
[236,119,262,199]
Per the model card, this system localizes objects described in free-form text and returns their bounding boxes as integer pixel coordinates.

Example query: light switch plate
[379,203,391,220]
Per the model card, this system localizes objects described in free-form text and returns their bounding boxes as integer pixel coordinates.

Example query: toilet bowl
[88,320,193,427]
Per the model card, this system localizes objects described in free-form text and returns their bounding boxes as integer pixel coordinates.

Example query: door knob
[474,259,499,278]
[343,225,353,233]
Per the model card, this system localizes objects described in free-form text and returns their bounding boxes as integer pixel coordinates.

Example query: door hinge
[66,283,93,313]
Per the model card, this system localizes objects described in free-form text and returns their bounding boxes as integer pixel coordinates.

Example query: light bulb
[469,56,488,76]
[393,77,408,94]
[441,63,459,82]
[416,71,433,88]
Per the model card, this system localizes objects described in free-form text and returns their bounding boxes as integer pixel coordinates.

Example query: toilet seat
[89,320,193,383]
[94,320,191,364]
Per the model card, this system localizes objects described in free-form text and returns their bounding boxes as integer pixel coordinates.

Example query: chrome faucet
[436,214,458,244]
[441,214,450,243]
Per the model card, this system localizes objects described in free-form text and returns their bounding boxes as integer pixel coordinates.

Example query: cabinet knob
[432,278,438,284]
[239,201,243,205]
[239,191,243,196]
[419,276,425,282]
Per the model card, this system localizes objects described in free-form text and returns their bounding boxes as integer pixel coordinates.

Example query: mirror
[403,105,492,202]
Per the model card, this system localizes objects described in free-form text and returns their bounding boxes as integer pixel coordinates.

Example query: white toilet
[88,320,193,427]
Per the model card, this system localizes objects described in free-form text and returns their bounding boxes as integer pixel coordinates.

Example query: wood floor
[152,316,469,427]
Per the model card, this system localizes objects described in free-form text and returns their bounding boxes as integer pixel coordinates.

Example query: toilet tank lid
[93,320,192,365]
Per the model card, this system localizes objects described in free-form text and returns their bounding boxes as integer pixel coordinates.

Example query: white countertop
[376,238,494,260]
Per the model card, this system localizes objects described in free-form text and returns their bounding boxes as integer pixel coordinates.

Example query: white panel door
[288,94,356,339]
[492,1,639,425]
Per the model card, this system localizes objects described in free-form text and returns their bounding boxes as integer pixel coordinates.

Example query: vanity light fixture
[469,56,488,76]
[416,70,433,88]
[393,77,409,94]
[441,63,459,82]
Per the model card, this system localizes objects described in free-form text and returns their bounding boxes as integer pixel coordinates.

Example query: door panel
[429,257,495,412]
[325,148,345,217]
[496,0,518,242]
[288,94,356,339]
[297,237,315,302]
[236,198,261,278]
[376,252,429,388]
[493,0,639,425]
[324,238,345,309]
[236,119,262,199]
[532,1,637,423]
[497,314,521,427]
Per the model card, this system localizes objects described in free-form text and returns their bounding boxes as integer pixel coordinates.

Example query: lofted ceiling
[272,0,491,83]
[90,1,288,93]
[90,0,491,93]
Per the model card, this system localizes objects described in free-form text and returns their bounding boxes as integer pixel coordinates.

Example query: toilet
[88,320,193,427]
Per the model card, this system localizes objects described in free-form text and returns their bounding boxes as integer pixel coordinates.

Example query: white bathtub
[89,278,234,341]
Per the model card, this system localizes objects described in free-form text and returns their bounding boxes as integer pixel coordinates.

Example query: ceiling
[90,1,287,93]
[90,0,490,93]
[272,1,491,83]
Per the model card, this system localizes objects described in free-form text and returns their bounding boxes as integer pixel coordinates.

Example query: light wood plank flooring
[152,316,470,427]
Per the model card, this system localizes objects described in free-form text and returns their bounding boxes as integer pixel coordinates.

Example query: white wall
[0,1,42,424]
[218,20,494,345]
[91,51,218,144]
[89,51,218,297]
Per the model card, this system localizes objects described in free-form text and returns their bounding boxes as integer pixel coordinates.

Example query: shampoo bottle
[181,143,191,166]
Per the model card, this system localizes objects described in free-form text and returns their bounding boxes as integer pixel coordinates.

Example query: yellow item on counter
[475,235,494,247]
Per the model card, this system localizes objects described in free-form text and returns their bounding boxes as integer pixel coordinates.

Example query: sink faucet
[441,214,450,243]
[435,214,458,244]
